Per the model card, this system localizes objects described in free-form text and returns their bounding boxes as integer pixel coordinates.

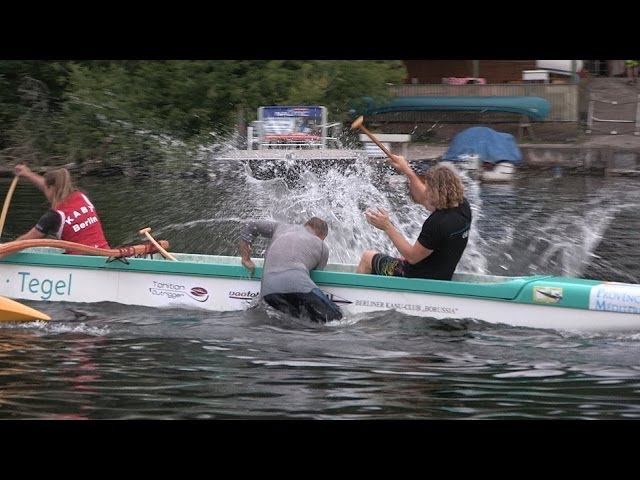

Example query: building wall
[404,60,537,84]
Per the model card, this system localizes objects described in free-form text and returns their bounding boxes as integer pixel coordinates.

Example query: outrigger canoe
[1,240,640,332]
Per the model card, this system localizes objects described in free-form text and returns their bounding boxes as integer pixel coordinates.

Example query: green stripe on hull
[0,249,603,305]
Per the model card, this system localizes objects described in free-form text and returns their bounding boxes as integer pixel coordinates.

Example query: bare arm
[239,239,255,276]
[14,164,47,194]
[388,155,428,206]
[15,227,46,242]
[317,241,329,270]
[365,208,433,264]
[238,220,277,276]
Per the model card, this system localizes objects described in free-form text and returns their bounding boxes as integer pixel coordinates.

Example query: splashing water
[147,139,638,280]
[476,179,640,278]
[233,155,490,270]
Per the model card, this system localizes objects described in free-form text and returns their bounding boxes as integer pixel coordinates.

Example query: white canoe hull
[1,247,640,331]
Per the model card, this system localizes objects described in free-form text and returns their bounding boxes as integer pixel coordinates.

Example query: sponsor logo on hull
[323,291,352,305]
[149,281,210,303]
[534,287,563,304]
[228,290,260,301]
[590,282,640,313]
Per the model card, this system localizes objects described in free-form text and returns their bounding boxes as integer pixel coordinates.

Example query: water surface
[1,156,640,420]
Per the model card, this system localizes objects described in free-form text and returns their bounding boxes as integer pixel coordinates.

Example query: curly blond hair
[424,164,465,209]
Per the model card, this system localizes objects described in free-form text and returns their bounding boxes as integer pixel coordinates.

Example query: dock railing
[358,133,412,157]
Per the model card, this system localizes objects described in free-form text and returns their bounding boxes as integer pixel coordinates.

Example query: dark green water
[1,160,640,420]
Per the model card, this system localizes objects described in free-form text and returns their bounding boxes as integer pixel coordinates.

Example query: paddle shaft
[351,115,393,161]
[356,124,395,159]
[0,176,19,240]
[139,227,177,261]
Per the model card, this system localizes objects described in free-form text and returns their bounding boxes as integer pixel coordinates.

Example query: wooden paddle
[350,115,394,159]
[0,238,170,259]
[0,176,19,240]
[139,227,177,261]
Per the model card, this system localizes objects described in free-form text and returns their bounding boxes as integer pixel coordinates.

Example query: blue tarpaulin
[442,127,523,165]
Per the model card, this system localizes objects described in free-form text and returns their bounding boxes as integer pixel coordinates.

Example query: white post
[247,126,253,150]
[321,107,328,149]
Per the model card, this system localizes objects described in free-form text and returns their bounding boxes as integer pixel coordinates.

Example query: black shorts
[263,288,343,323]
[371,253,410,277]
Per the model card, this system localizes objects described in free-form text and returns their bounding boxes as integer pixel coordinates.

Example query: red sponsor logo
[190,287,208,297]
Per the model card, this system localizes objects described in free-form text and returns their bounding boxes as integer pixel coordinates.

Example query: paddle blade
[350,115,364,130]
[0,296,51,322]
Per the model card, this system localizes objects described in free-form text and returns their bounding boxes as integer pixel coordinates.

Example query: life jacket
[54,190,109,254]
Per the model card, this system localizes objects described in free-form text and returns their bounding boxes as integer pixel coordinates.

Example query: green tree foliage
[0,60,406,168]
[0,60,70,154]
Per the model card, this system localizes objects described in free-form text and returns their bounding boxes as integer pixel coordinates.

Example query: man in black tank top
[356,156,471,281]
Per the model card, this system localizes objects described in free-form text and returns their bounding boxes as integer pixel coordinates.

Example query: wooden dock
[213,148,366,162]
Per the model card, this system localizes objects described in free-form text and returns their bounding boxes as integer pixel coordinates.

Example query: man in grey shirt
[239,217,343,322]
